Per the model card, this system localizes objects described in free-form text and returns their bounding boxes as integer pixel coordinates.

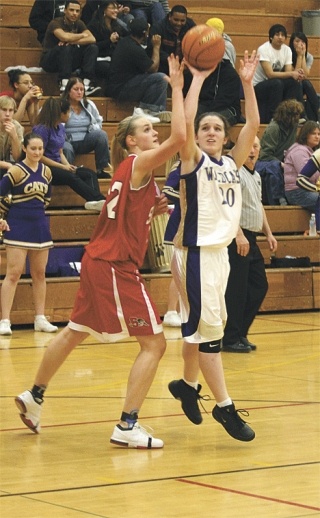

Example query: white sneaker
[0,319,12,335]
[59,78,68,93]
[133,107,160,124]
[15,390,42,433]
[34,316,58,333]
[110,422,164,449]
[163,311,181,327]
[84,200,105,212]
[83,78,102,96]
[153,110,172,123]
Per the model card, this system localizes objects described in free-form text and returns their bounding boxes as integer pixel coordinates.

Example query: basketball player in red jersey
[15,55,186,449]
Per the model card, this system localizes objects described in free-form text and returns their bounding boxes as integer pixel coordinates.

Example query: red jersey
[86,154,157,267]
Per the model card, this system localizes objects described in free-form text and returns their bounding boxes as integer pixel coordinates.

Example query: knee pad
[199,340,221,353]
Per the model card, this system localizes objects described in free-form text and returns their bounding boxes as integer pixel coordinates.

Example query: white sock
[183,379,199,390]
[217,397,232,408]
[35,315,45,320]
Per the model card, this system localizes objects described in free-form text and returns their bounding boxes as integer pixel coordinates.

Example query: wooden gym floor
[0,310,319,517]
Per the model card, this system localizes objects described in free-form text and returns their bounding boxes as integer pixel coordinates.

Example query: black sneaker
[222,341,251,353]
[168,379,205,424]
[241,336,257,351]
[212,403,255,442]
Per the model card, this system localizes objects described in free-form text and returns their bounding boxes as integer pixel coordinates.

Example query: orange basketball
[182,24,225,70]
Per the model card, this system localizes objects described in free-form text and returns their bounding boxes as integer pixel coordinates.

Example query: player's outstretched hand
[165,54,185,90]
[239,50,259,84]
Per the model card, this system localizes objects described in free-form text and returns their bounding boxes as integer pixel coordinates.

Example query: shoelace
[134,423,155,437]
[233,408,251,424]
[197,392,212,415]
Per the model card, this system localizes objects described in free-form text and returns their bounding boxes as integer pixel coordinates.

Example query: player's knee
[199,340,221,353]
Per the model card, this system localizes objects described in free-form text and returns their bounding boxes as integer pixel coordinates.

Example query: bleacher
[0,0,319,324]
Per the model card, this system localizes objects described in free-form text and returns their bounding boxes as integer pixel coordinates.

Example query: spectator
[29,0,66,44]
[149,5,196,75]
[33,97,106,212]
[61,77,111,178]
[129,0,169,26]
[108,18,171,123]
[0,96,23,177]
[0,133,58,336]
[222,136,277,353]
[28,0,98,43]
[0,69,42,126]
[253,24,305,123]
[284,120,320,212]
[197,59,242,126]
[289,32,320,122]
[205,17,236,68]
[298,146,320,230]
[87,1,128,82]
[40,0,101,95]
[256,99,304,205]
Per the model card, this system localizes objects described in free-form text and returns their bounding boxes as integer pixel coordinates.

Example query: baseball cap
[129,18,149,37]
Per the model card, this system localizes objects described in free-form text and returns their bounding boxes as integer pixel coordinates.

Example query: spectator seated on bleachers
[33,96,106,212]
[107,17,171,123]
[148,4,195,95]
[197,59,242,127]
[87,1,129,84]
[255,99,304,205]
[61,77,111,178]
[0,96,23,178]
[129,0,168,26]
[39,0,101,96]
[284,120,320,213]
[289,32,320,123]
[28,0,101,44]
[0,69,42,126]
[253,24,305,124]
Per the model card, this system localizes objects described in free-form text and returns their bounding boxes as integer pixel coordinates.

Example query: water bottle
[309,213,317,237]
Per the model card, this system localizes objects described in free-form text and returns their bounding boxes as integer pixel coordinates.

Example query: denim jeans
[63,129,110,170]
[116,73,168,112]
[285,187,319,212]
[131,3,165,25]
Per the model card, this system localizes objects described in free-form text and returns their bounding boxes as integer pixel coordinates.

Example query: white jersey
[174,152,242,249]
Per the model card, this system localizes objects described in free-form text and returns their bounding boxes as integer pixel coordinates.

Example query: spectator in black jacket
[87,1,128,81]
[148,5,195,76]
[197,59,242,126]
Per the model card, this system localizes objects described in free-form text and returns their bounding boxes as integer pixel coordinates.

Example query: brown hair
[61,77,88,107]
[273,99,304,128]
[194,111,230,139]
[296,121,320,146]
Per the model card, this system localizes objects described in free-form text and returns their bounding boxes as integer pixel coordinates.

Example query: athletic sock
[120,410,139,429]
[217,397,232,408]
[183,379,199,390]
[31,384,46,404]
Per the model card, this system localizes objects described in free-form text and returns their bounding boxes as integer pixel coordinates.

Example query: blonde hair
[111,115,142,171]
[0,95,16,111]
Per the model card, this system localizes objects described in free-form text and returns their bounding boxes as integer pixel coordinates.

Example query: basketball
[182,24,225,70]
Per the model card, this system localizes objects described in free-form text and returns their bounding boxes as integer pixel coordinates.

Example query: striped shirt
[239,165,263,232]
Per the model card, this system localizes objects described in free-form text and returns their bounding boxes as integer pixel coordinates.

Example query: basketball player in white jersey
[169,51,260,441]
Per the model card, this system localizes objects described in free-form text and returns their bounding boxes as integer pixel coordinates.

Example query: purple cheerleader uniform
[0,161,53,249]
